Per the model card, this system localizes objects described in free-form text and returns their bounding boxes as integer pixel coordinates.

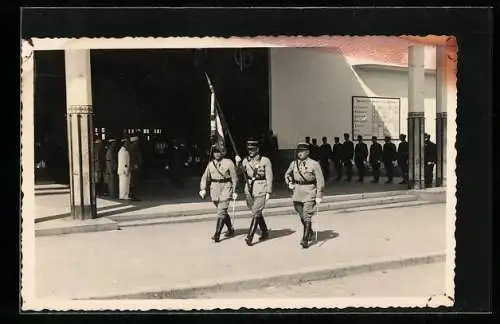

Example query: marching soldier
[424,133,437,187]
[397,134,409,184]
[369,136,383,183]
[117,138,131,200]
[332,137,343,180]
[354,135,369,182]
[235,139,273,246]
[284,143,325,249]
[382,136,397,184]
[105,138,119,199]
[199,144,238,243]
[342,133,354,182]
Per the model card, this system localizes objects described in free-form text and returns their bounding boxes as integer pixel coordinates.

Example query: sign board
[352,96,401,140]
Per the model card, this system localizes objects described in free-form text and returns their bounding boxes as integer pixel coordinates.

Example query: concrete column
[64,50,97,220]
[435,45,448,187]
[407,45,426,190]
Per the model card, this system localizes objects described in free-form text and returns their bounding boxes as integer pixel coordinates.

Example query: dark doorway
[34,48,270,184]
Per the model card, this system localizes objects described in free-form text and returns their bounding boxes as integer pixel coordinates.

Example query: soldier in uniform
[128,135,143,201]
[397,134,409,184]
[319,136,332,181]
[105,138,119,199]
[369,136,383,183]
[284,143,325,249]
[199,144,238,243]
[354,135,369,183]
[235,139,273,246]
[332,137,343,180]
[382,136,397,184]
[93,138,106,196]
[424,133,437,187]
[342,133,354,182]
[117,138,131,200]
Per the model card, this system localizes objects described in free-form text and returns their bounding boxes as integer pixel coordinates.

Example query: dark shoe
[357,178,363,183]
[301,221,313,249]
[257,217,269,241]
[370,179,378,183]
[212,218,224,243]
[245,218,259,246]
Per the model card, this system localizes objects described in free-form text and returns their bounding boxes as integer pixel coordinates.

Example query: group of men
[199,139,324,249]
[308,133,437,187]
[94,135,143,201]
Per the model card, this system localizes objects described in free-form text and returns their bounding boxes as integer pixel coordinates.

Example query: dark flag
[205,73,226,150]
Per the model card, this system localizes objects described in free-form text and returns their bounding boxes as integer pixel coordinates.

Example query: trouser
[320,160,330,180]
[106,172,118,198]
[129,170,140,198]
[355,160,365,181]
[293,201,316,223]
[343,160,353,180]
[118,173,130,199]
[334,160,342,179]
[424,163,435,187]
[384,161,394,182]
[398,160,409,183]
[371,161,381,182]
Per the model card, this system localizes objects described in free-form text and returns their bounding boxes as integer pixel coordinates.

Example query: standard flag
[206,73,226,150]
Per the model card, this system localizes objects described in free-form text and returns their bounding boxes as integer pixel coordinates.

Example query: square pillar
[407,45,426,190]
[64,50,97,220]
[435,45,448,187]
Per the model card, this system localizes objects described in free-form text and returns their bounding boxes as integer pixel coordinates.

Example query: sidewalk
[35,203,446,300]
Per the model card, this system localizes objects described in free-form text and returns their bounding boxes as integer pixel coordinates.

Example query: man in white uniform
[117,138,131,200]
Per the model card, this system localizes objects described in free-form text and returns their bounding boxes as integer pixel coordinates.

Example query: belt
[212,178,231,183]
[249,177,266,181]
[294,180,315,185]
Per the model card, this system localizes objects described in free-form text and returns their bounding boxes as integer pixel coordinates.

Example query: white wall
[270,47,438,150]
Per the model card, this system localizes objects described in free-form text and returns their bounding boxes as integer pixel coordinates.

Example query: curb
[89,252,445,300]
[35,217,119,237]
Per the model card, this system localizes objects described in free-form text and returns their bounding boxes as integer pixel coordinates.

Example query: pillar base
[71,205,97,220]
[436,112,447,187]
[408,112,425,190]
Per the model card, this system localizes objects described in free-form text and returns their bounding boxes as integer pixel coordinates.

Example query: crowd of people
[303,132,438,187]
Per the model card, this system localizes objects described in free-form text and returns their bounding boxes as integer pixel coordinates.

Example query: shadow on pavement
[254,228,296,245]
[310,230,340,248]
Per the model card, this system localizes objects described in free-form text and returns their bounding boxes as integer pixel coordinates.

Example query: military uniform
[128,136,142,200]
[200,145,238,242]
[382,136,397,183]
[397,134,409,184]
[369,136,383,183]
[342,135,354,181]
[424,134,437,187]
[354,136,368,182]
[93,139,105,196]
[105,139,119,198]
[237,140,273,246]
[117,139,131,200]
[285,143,325,249]
[332,138,343,180]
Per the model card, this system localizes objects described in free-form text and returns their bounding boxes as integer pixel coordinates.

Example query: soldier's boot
[301,221,313,249]
[211,218,224,243]
[257,217,269,241]
[308,222,314,241]
[223,215,235,238]
[245,218,259,246]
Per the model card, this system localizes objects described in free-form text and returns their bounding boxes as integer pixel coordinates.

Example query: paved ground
[35,203,446,300]
[195,262,446,299]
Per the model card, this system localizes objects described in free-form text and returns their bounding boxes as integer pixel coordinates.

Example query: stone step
[117,194,420,228]
[107,190,411,223]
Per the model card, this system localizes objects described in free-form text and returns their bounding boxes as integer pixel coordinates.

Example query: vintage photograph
[21,35,457,310]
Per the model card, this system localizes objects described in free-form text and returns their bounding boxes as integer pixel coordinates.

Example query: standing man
[332,137,343,181]
[199,145,238,243]
[235,139,273,246]
[397,134,410,184]
[93,138,106,197]
[128,135,143,201]
[342,133,354,182]
[117,138,131,200]
[369,136,383,183]
[424,133,437,187]
[284,143,325,249]
[310,138,321,161]
[382,136,397,184]
[105,138,119,199]
[319,136,332,182]
[354,135,369,183]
